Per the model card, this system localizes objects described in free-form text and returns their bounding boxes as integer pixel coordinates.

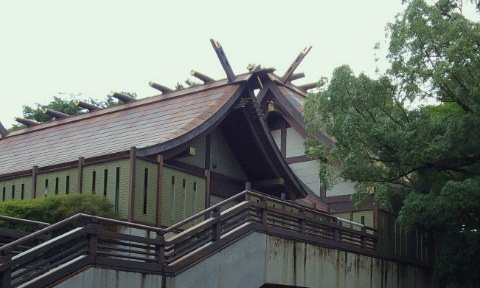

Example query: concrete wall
[53,267,163,288]
[52,232,432,288]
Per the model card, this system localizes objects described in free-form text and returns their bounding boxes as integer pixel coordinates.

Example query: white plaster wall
[327,179,356,197]
[270,129,282,150]
[289,161,321,195]
[286,127,305,158]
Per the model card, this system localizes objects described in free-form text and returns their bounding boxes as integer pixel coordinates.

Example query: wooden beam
[148,81,173,94]
[280,46,312,83]
[156,154,164,227]
[205,134,211,209]
[128,147,137,222]
[190,70,215,84]
[43,108,69,119]
[252,178,285,189]
[14,117,38,127]
[0,122,8,138]
[32,165,38,198]
[75,100,100,111]
[176,147,196,158]
[109,92,136,103]
[288,72,305,82]
[77,157,84,194]
[210,39,235,82]
[297,82,318,91]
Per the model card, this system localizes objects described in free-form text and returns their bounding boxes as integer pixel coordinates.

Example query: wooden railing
[0,216,50,255]
[0,190,377,288]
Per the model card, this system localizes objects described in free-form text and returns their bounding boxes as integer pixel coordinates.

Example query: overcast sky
[0,0,406,128]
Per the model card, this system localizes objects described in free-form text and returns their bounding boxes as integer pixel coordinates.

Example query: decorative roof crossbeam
[14,117,38,127]
[297,82,318,91]
[190,70,214,84]
[280,46,312,84]
[75,100,100,112]
[44,108,69,119]
[210,39,236,82]
[148,82,173,94]
[288,72,305,82]
[109,92,136,103]
[0,122,8,138]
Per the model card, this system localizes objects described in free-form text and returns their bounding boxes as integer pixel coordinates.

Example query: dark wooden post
[87,217,99,264]
[128,147,137,222]
[156,155,164,227]
[0,248,12,288]
[78,157,84,194]
[260,197,268,226]
[212,207,222,241]
[299,209,306,236]
[204,135,211,210]
[155,231,165,271]
[32,165,38,199]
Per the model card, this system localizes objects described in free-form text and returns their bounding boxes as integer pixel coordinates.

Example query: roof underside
[0,84,242,176]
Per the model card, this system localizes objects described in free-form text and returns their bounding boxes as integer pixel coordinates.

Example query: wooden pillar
[31,166,38,199]
[204,135,211,209]
[128,147,137,222]
[280,120,287,157]
[156,154,164,227]
[78,157,84,194]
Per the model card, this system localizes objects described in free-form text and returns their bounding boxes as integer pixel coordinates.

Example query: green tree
[9,92,136,131]
[304,1,480,286]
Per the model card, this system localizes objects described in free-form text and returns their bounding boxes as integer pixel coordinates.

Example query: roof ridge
[5,77,249,139]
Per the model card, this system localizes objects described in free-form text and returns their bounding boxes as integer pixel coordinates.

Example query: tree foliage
[304,0,480,286]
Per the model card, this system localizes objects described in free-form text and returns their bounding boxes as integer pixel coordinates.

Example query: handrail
[0,213,164,254]
[0,216,50,228]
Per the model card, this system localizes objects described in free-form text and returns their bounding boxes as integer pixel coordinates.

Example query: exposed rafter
[14,117,38,127]
[288,72,305,82]
[75,100,100,112]
[280,46,312,84]
[210,39,236,82]
[149,81,173,94]
[190,70,214,84]
[109,92,136,103]
[0,122,8,138]
[297,82,318,91]
[44,108,69,119]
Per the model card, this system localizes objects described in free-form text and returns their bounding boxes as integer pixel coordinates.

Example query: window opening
[182,179,187,219]
[92,171,96,194]
[2,187,5,201]
[44,179,49,197]
[103,169,108,197]
[143,168,148,214]
[55,177,59,195]
[170,176,175,221]
[21,184,25,199]
[66,176,70,194]
[115,167,120,212]
[11,185,15,199]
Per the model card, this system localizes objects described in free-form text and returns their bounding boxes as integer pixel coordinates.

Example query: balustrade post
[334,219,340,242]
[260,197,268,227]
[361,227,367,248]
[299,209,306,236]
[0,249,12,288]
[87,217,99,264]
[212,207,222,241]
[155,231,165,271]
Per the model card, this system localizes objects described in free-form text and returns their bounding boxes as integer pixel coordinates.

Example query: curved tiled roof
[0,82,243,176]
